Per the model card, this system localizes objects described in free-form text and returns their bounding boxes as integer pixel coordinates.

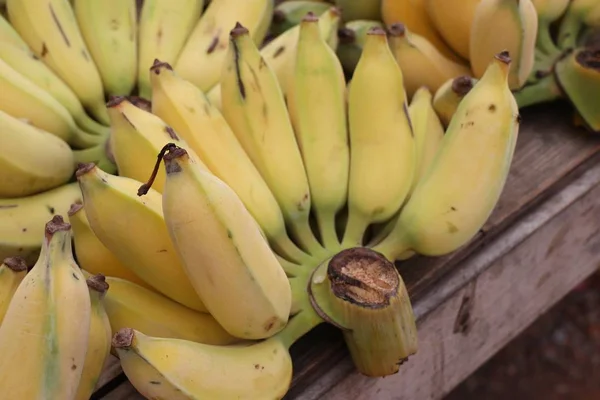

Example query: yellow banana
[7,0,109,124]
[287,14,349,250]
[433,75,478,127]
[112,308,321,399]
[75,274,112,400]
[271,0,332,36]
[175,0,273,92]
[76,163,208,312]
[425,0,481,59]
[68,203,150,288]
[0,256,27,323]
[107,96,208,193]
[221,23,325,257]
[0,110,74,198]
[0,57,105,149]
[0,216,90,399]
[149,61,310,265]
[558,0,600,50]
[336,19,384,76]
[531,0,569,56]
[373,52,520,260]
[146,145,291,339]
[73,0,137,96]
[0,42,109,136]
[0,182,82,265]
[387,23,472,99]
[554,47,600,132]
[469,0,538,90]
[0,12,29,50]
[342,27,416,247]
[408,87,445,191]
[334,0,381,21]
[381,0,465,62]
[137,0,204,99]
[100,275,238,344]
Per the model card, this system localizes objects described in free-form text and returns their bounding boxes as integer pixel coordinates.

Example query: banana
[336,19,384,77]
[73,138,118,175]
[0,42,109,136]
[0,182,82,265]
[144,145,291,339]
[75,274,112,400]
[381,0,465,62]
[73,0,137,96]
[408,87,445,191]
[469,0,538,91]
[334,0,381,21]
[342,27,416,247]
[221,23,325,257]
[174,0,273,92]
[0,110,74,198]
[76,163,208,312]
[531,0,569,56]
[271,0,332,36]
[554,48,600,132]
[101,276,238,344]
[6,0,109,124]
[373,52,520,260]
[112,308,321,399]
[137,0,204,100]
[107,96,208,193]
[0,216,91,399]
[558,0,600,50]
[387,23,472,99]
[287,14,349,250]
[149,61,310,265]
[425,0,481,59]
[0,256,27,323]
[0,57,106,149]
[206,6,341,111]
[433,75,478,127]
[0,12,29,50]
[68,203,150,288]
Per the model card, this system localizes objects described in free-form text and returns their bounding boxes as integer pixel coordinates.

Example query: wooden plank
[307,162,600,400]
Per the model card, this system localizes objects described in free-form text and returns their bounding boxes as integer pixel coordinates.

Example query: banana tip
[75,162,96,179]
[301,12,318,23]
[106,96,127,108]
[495,51,512,65]
[150,59,174,75]
[452,76,475,96]
[67,202,83,217]
[387,23,406,37]
[3,256,28,272]
[231,22,249,38]
[112,328,135,349]
[337,27,356,44]
[87,274,109,294]
[45,216,71,236]
[367,27,387,37]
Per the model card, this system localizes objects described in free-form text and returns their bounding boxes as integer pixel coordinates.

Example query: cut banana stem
[0,256,28,323]
[308,247,418,377]
[373,52,520,260]
[513,73,563,108]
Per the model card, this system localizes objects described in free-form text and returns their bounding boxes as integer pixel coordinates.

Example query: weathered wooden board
[96,103,600,398]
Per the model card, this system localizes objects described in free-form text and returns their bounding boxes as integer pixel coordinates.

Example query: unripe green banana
[558,0,600,50]
[271,0,331,36]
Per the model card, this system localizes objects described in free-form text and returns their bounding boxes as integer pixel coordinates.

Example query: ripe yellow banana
[426,0,481,59]
[342,27,416,247]
[75,274,112,400]
[554,48,600,132]
[287,14,349,250]
[0,216,90,399]
[107,96,208,193]
[433,75,478,127]
[175,0,273,92]
[271,0,332,36]
[6,0,109,124]
[221,23,325,257]
[558,0,600,50]
[137,0,204,99]
[531,0,569,56]
[469,0,538,90]
[373,52,520,260]
[147,145,291,339]
[0,57,105,149]
[76,163,208,312]
[335,0,381,21]
[388,23,472,99]
[408,87,445,191]
[336,19,384,76]
[0,42,109,136]
[100,275,238,344]
[113,307,321,399]
[0,182,82,265]
[0,110,74,198]
[149,61,310,265]
[0,256,27,323]
[68,203,150,288]
[381,0,465,62]
[0,12,29,50]
[73,0,137,96]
